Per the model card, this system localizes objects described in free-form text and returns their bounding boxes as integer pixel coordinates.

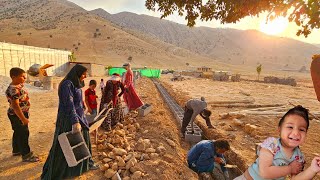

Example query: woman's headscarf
[60,64,87,89]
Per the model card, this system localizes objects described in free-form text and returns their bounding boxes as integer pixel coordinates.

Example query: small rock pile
[94,113,169,180]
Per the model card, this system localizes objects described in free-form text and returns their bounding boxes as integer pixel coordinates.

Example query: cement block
[185,131,202,143]
[138,104,152,117]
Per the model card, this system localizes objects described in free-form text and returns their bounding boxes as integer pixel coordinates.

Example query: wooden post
[1,43,7,76]
[10,44,13,68]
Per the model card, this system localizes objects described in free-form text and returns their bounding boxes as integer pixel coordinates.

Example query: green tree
[69,52,76,62]
[145,0,320,37]
[256,64,262,81]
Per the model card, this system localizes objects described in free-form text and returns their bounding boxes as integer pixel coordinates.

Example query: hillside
[0,0,222,69]
[91,9,320,70]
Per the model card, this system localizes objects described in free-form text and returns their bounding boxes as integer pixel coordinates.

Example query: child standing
[100,78,105,93]
[85,80,98,125]
[235,105,320,180]
[5,67,39,162]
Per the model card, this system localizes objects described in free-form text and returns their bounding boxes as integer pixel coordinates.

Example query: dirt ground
[1,72,320,179]
[0,76,197,180]
[160,73,320,179]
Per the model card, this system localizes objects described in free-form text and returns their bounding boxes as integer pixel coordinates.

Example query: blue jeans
[86,109,97,125]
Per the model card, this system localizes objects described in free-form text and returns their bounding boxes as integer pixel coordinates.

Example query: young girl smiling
[235,105,320,180]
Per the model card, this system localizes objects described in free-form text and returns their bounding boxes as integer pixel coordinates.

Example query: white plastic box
[58,131,91,167]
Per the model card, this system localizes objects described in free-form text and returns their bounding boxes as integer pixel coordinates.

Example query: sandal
[23,155,39,162]
[12,152,21,156]
[89,164,99,170]
[22,152,39,162]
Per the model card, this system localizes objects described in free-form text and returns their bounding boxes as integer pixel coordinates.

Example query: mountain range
[0,0,319,71]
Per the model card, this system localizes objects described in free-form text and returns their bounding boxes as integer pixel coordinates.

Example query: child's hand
[289,160,303,175]
[88,108,92,113]
[310,157,320,173]
[214,157,225,164]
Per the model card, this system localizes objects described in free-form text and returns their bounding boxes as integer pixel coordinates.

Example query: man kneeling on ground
[187,139,230,180]
[181,97,214,137]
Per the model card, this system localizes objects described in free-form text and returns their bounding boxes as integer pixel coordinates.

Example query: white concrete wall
[0,42,71,77]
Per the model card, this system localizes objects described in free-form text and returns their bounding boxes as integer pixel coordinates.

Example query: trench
[152,78,246,179]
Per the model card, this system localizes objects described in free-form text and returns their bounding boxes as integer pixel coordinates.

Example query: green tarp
[108,67,161,78]
[108,67,127,76]
[139,68,161,78]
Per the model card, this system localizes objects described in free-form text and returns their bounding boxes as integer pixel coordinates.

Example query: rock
[102,152,108,158]
[143,139,151,148]
[118,157,126,167]
[113,148,127,156]
[218,122,226,126]
[166,139,176,147]
[122,177,130,180]
[112,137,123,144]
[103,158,113,163]
[122,169,131,177]
[124,153,133,162]
[232,118,244,126]
[100,163,110,171]
[117,123,124,129]
[125,146,131,152]
[106,143,115,150]
[108,152,116,159]
[156,146,166,154]
[98,144,105,150]
[125,157,137,170]
[134,122,140,129]
[111,163,118,171]
[140,153,150,161]
[225,125,234,131]
[244,124,258,136]
[131,171,143,180]
[145,148,156,153]
[111,173,119,180]
[100,134,108,139]
[135,138,146,151]
[115,130,125,137]
[142,130,149,134]
[130,166,142,173]
[104,169,116,179]
[150,153,159,159]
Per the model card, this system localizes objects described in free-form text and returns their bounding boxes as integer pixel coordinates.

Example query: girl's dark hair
[89,80,97,86]
[10,67,25,78]
[279,105,309,130]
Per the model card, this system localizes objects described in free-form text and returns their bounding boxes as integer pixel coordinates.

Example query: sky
[68,0,320,45]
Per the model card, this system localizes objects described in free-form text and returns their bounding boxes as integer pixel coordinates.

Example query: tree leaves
[145,0,320,37]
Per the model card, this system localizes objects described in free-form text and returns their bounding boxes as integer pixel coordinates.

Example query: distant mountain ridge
[0,0,318,71]
[91,8,320,70]
[0,0,219,69]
